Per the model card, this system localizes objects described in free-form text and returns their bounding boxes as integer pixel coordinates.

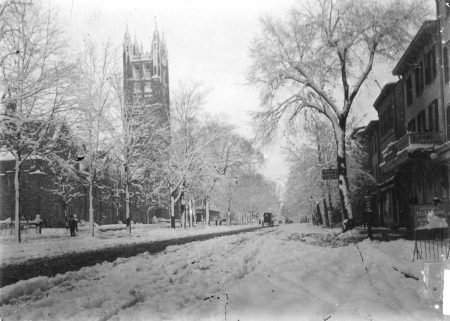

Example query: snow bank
[0,224,257,267]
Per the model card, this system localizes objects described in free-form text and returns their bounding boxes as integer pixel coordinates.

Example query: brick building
[363,0,450,228]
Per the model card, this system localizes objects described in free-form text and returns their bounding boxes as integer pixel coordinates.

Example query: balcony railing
[381,131,444,164]
[396,131,444,152]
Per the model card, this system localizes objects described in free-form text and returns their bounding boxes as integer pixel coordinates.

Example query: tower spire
[124,24,130,45]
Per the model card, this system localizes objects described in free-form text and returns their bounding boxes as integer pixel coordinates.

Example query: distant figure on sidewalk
[364,195,373,239]
[73,214,79,233]
[69,215,77,237]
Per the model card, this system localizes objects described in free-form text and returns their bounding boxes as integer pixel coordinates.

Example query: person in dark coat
[69,215,77,237]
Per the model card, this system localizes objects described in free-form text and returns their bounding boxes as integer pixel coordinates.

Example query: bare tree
[165,82,209,228]
[0,1,74,242]
[249,0,424,226]
[72,40,115,236]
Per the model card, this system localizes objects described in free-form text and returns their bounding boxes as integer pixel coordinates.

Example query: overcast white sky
[53,0,407,184]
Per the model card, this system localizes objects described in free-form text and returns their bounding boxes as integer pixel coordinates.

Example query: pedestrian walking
[69,215,77,237]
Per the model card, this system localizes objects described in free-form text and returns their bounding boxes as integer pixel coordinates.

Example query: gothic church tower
[123,24,170,123]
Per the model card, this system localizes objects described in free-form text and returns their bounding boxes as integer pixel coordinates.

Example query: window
[428,103,434,131]
[434,100,439,132]
[446,0,450,18]
[408,119,416,132]
[372,135,377,155]
[415,61,424,95]
[425,47,436,84]
[133,65,141,79]
[380,104,394,135]
[417,111,426,132]
[427,100,439,132]
[444,45,449,84]
[447,104,450,141]
[406,76,413,106]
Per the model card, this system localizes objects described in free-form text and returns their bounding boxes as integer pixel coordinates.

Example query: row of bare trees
[0,1,279,243]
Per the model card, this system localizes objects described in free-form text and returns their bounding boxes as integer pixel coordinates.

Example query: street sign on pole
[322,168,338,180]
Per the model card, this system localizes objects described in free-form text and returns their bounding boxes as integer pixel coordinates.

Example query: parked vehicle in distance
[262,212,274,227]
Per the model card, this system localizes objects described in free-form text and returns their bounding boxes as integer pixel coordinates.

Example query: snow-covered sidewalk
[0,223,443,320]
[0,224,256,267]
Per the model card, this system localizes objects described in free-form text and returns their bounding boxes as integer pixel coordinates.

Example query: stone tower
[123,23,170,124]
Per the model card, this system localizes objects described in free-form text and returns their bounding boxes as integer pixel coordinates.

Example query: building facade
[365,1,450,228]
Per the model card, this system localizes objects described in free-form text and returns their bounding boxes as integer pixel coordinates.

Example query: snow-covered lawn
[0,223,444,320]
[0,223,255,267]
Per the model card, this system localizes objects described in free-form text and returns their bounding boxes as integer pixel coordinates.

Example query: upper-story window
[144,64,151,78]
[144,82,152,92]
[372,134,377,155]
[406,76,413,106]
[446,0,450,18]
[444,45,449,84]
[133,65,141,79]
[380,104,394,136]
[425,46,436,84]
[415,61,424,96]
[447,104,450,141]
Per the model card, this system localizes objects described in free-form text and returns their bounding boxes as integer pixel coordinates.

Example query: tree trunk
[181,206,185,229]
[14,159,21,243]
[170,195,175,229]
[125,180,131,233]
[89,180,94,237]
[335,123,354,221]
[206,198,210,226]
[323,198,329,227]
[63,202,68,221]
[316,203,323,226]
[189,199,193,228]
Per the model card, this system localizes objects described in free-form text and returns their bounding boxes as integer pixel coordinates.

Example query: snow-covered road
[0,224,442,320]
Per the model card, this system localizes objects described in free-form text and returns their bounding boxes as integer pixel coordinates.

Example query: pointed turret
[152,20,161,77]
[124,25,131,50]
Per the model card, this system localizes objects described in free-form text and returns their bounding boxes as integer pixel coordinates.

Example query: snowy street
[0,223,442,321]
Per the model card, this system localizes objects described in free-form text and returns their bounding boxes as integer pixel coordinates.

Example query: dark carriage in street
[262,212,274,227]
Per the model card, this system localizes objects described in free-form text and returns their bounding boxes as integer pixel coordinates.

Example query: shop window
[434,100,439,132]
[406,76,413,105]
[428,103,434,131]
[417,111,426,132]
[408,118,416,132]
